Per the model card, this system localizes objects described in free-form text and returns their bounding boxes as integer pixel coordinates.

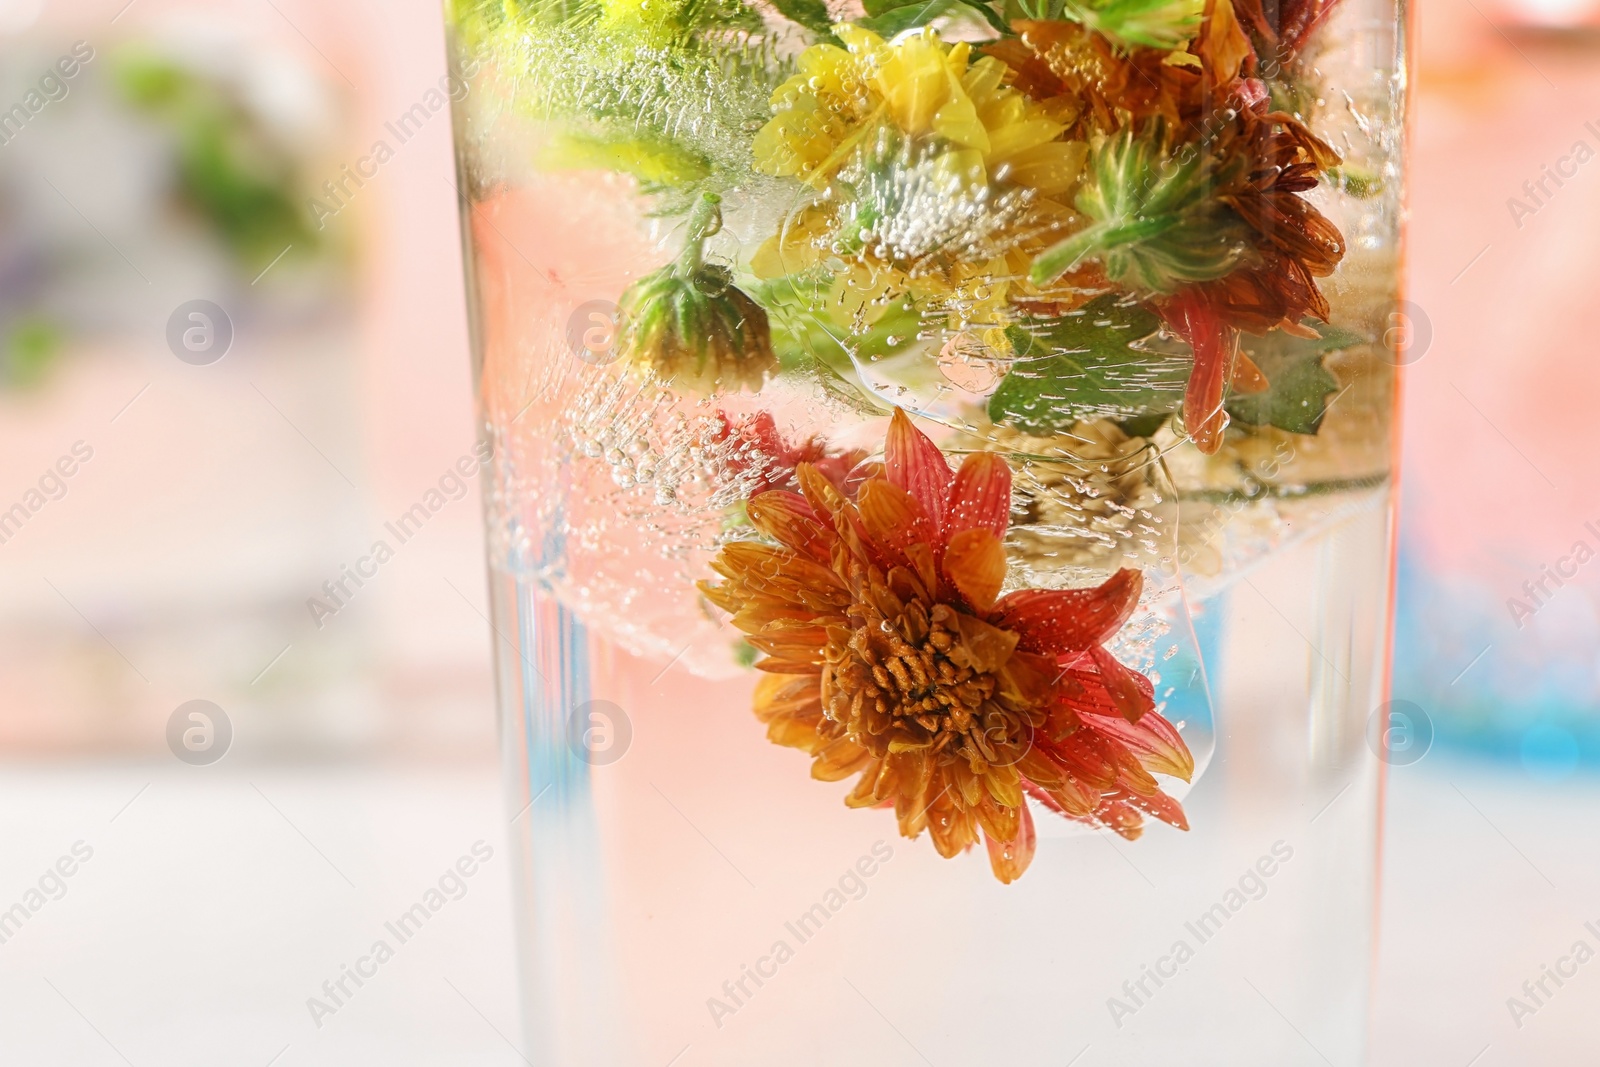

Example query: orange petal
[753,671,820,719]
[1231,349,1270,394]
[857,478,934,563]
[1100,735,1162,798]
[1022,778,1095,823]
[975,794,1021,842]
[949,760,985,808]
[884,409,953,533]
[943,529,1007,613]
[745,622,832,663]
[811,737,872,781]
[886,751,934,808]
[996,568,1143,652]
[717,541,821,584]
[794,462,847,524]
[754,658,823,675]
[697,579,741,615]
[1198,0,1255,87]
[844,761,886,808]
[984,802,1036,884]
[927,794,979,858]
[945,451,1013,541]
[753,673,828,751]
[747,491,833,561]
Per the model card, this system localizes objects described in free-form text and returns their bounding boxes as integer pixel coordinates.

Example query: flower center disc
[823,596,1031,773]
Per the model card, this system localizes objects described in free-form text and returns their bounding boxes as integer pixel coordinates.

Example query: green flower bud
[1031,123,1252,295]
[1059,0,1206,52]
[619,194,777,394]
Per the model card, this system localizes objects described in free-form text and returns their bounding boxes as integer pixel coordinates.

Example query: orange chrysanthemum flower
[701,410,1194,883]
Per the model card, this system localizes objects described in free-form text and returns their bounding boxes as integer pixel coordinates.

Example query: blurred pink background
[1397,0,1600,769]
[0,0,491,759]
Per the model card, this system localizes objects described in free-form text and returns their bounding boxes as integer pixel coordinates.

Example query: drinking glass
[445,0,1406,1059]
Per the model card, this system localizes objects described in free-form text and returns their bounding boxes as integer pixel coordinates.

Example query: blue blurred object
[1392,536,1600,777]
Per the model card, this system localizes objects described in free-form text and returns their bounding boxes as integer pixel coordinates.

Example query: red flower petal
[1082,708,1196,782]
[1125,788,1190,832]
[1163,290,1238,456]
[1045,732,1120,791]
[1021,779,1085,821]
[884,409,953,535]
[1088,645,1154,723]
[995,568,1143,652]
[1097,799,1147,840]
[945,451,1013,542]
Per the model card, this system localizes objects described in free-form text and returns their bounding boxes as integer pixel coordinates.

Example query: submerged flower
[750,27,1094,350]
[1030,121,1254,293]
[985,19,1200,137]
[998,48,1342,452]
[701,409,1194,883]
[712,410,867,496]
[620,193,776,393]
[998,420,1166,571]
[754,26,1085,195]
[989,18,1345,334]
[1205,103,1346,333]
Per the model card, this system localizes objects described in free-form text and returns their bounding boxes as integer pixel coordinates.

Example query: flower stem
[676,192,723,277]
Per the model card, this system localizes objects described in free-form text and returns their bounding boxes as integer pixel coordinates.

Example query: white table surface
[0,754,1593,1065]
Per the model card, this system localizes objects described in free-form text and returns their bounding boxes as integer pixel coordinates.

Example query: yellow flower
[751,28,1091,354]
[754,26,1084,195]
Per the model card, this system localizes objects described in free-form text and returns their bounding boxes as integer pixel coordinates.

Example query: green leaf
[1225,322,1361,436]
[770,0,834,33]
[858,0,1007,36]
[987,295,1189,434]
[858,0,957,34]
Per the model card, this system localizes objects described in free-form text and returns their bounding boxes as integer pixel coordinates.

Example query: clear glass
[446,0,1405,1059]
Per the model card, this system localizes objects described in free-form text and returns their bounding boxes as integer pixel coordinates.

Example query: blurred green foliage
[2,316,63,388]
[115,52,320,272]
